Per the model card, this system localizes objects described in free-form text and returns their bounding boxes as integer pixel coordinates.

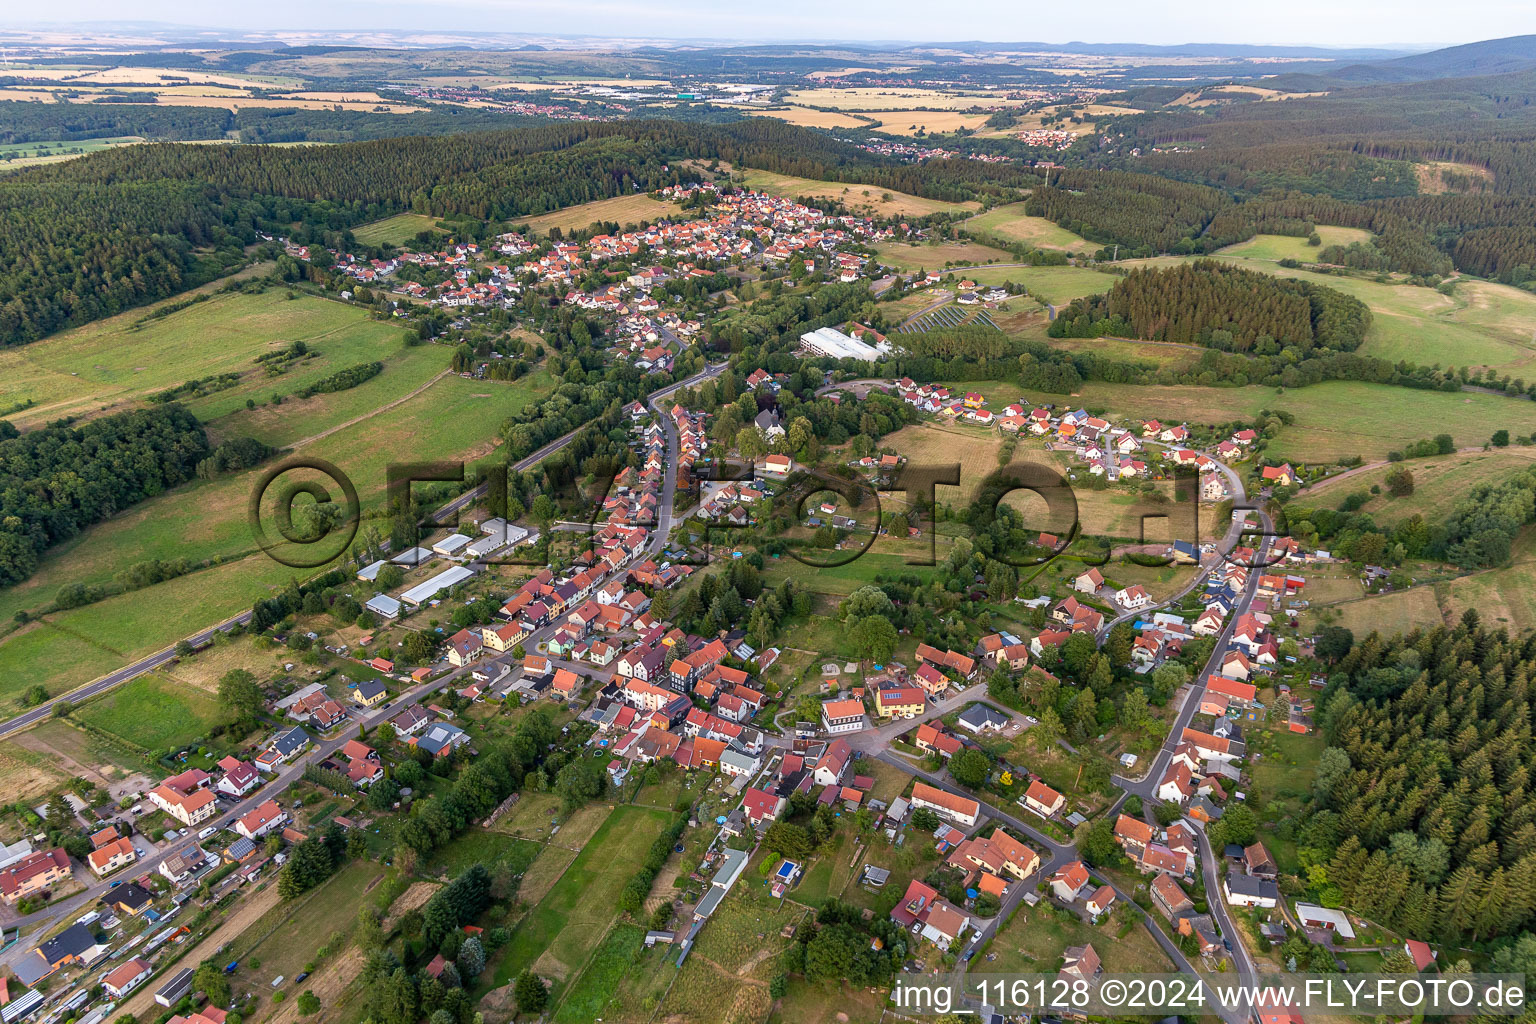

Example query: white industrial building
[400,565,476,607]
[392,546,433,566]
[432,533,473,558]
[365,594,401,619]
[798,326,889,361]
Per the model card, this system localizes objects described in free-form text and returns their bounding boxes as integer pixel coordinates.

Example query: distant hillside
[1266,34,1536,89]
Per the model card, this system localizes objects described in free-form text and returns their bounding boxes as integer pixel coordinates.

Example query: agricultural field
[350,213,444,246]
[1313,584,1448,638]
[1033,334,1203,369]
[874,239,1015,273]
[0,367,539,622]
[878,421,1023,506]
[0,363,548,700]
[0,288,415,428]
[1436,529,1536,634]
[781,87,1034,111]
[1214,227,1373,262]
[0,622,130,708]
[941,244,1536,381]
[867,110,990,135]
[744,107,872,129]
[1210,253,1536,377]
[0,135,143,168]
[70,672,227,755]
[738,169,978,217]
[1300,448,1536,525]
[956,265,1120,305]
[491,805,671,995]
[516,193,678,234]
[1003,380,1529,463]
[965,203,1096,252]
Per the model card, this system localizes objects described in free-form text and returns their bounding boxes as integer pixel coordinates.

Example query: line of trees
[0,404,209,586]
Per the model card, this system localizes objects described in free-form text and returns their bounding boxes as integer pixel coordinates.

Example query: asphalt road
[0,673,447,935]
[0,362,731,744]
[2,362,732,940]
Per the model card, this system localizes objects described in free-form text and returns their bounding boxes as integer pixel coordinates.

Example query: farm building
[365,594,401,619]
[400,565,476,608]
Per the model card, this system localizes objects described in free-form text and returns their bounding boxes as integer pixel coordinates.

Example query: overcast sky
[8,0,1531,48]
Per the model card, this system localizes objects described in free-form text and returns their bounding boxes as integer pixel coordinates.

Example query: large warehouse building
[798,326,890,361]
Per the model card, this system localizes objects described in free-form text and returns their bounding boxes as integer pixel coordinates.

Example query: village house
[874,685,926,718]
[821,698,866,735]
[0,849,71,903]
[914,722,963,759]
[104,958,154,999]
[1021,780,1065,819]
[234,799,289,841]
[149,768,218,827]
[1114,814,1154,853]
[1151,872,1194,920]
[216,756,261,798]
[1050,860,1091,902]
[87,835,137,877]
[910,782,980,828]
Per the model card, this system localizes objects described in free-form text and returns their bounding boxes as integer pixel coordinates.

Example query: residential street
[0,362,730,744]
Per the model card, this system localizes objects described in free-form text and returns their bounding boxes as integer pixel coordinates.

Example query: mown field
[965,202,1095,252]
[739,169,978,217]
[744,107,872,129]
[71,672,227,754]
[0,289,413,428]
[873,240,1014,273]
[350,213,443,246]
[0,364,551,701]
[1215,226,1373,262]
[1301,448,1536,525]
[490,805,671,997]
[517,193,677,235]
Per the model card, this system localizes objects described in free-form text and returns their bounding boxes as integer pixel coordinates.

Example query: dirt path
[118,882,285,1021]
[1298,445,1500,496]
[288,369,451,449]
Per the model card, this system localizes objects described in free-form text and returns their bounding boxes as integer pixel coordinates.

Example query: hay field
[0,288,412,427]
[1301,449,1536,525]
[351,213,443,246]
[784,86,1030,110]
[1215,227,1374,262]
[744,106,871,129]
[965,202,1095,251]
[517,193,675,234]
[741,169,978,216]
[875,239,1014,272]
[869,110,990,135]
